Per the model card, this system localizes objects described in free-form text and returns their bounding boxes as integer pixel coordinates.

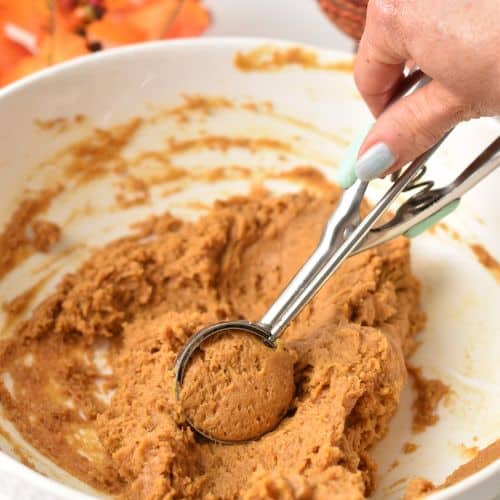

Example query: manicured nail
[354,143,396,181]
[337,122,373,189]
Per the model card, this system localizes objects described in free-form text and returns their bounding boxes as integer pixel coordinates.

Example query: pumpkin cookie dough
[180,332,296,442]
[0,184,425,499]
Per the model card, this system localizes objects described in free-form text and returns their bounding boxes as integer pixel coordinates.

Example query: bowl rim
[0,36,498,500]
[0,451,95,500]
[0,36,353,101]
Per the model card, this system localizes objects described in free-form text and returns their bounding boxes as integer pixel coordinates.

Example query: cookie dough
[0,185,425,499]
[180,332,296,442]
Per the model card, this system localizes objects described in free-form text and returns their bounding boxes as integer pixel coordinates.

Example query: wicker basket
[318,0,369,41]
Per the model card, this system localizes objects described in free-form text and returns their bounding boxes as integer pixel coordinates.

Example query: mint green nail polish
[337,123,373,189]
[337,151,358,189]
[404,199,460,238]
[355,142,396,181]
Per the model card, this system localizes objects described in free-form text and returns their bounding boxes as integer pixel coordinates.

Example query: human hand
[340,0,500,185]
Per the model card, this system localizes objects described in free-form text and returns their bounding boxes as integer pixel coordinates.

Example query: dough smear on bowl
[0,184,425,499]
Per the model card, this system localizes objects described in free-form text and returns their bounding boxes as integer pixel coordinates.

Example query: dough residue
[234,45,354,73]
[0,186,425,499]
[0,188,61,279]
[403,442,418,454]
[405,439,500,498]
[31,219,61,252]
[469,243,500,282]
[443,439,500,487]
[408,365,449,433]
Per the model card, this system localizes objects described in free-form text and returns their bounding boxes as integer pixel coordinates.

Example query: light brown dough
[181,332,296,442]
[0,185,425,499]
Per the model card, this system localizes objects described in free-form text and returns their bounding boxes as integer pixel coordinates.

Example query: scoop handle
[258,70,432,340]
[258,144,437,340]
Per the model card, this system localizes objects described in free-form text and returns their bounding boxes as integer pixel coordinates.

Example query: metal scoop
[174,71,500,443]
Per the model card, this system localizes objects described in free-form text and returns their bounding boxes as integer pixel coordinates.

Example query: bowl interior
[0,39,499,500]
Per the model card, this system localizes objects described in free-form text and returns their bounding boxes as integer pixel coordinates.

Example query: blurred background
[0,0,367,87]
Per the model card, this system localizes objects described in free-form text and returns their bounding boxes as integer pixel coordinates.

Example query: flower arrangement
[0,0,210,86]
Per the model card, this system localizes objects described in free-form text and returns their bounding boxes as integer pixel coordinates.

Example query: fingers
[354,80,467,181]
[346,0,476,186]
[354,0,408,116]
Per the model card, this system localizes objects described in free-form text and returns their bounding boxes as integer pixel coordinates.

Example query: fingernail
[337,123,373,189]
[354,143,396,181]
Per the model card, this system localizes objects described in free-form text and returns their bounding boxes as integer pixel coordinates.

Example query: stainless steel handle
[447,136,500,197]
[258,70,438,339]
[258,138,443,339]
[258,180,367,338]
[356,135,500,253]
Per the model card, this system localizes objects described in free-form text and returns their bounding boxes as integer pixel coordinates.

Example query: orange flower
[0,0,51,43]
[0,28,30,73]
[0,0,211,87]
[1,29,88,86]
[165,0,210,38]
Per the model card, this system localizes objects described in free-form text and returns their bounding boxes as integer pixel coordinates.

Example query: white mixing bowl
[0,39,498,500]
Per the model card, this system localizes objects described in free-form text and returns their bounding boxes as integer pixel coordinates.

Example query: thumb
[354,80,468,181]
